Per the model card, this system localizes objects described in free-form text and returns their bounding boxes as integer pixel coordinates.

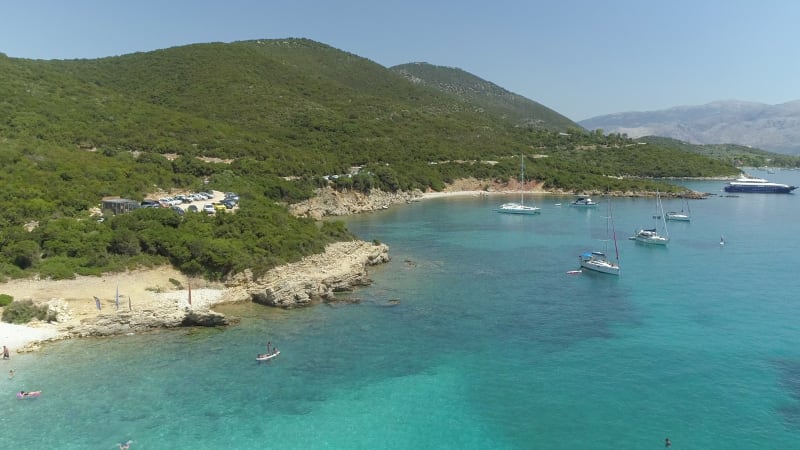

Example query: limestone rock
[238,240,390,308]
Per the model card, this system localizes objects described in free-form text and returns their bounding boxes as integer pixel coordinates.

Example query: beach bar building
[101,198,140,215]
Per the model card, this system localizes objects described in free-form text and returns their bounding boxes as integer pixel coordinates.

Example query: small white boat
[256,350,280,361]
[569,197,599,207]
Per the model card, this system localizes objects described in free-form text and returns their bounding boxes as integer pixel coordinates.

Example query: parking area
[144,190,239,215]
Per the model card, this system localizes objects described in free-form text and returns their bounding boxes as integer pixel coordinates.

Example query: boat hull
[497,203,541,215]
[579,259,620,275]
[579,252,620,275]
[256,351,280,361]
[665,213,690,222]
[723,185,797,193]
[569,197,599,207]
[633,235,669,245]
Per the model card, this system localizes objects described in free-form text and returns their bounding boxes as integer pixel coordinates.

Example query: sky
[2,0,799,121]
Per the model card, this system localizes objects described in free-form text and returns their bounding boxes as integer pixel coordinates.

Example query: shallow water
[3,169,800,449]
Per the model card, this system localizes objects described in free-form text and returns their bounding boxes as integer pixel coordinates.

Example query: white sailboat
[633,191,669,245]
[579,199,620,275]
[497,154,540,215]
[665,197,691,222]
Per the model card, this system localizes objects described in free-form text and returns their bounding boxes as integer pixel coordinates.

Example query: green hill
[391,62,578,131]
[0,38,742,282]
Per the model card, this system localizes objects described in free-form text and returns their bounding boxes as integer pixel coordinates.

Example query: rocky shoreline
[2,176,712,352]
[2,240,390,353]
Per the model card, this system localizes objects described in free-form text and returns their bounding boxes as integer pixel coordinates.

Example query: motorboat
[569,197,598,207]
[723,176,797,193]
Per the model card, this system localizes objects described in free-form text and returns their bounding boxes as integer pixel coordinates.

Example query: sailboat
[666,197,691,222]
[497,154,541,215]
[633,190,669,245]
[579,199,620,275]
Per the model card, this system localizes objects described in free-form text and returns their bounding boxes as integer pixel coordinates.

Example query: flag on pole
[128,296,132,311]
[115,284,120,311]
[93,296,101,311]
[187,281,192,306]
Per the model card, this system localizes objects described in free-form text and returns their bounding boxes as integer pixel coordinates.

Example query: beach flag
[187,281,192,306]
[115,284,120,311]
[93,296,101,311]
[128,296,132,311]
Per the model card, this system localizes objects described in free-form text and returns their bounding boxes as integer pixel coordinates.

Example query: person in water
[118,439,133,449]
[665,437,671,448]
[8,369,15,379]
[3,345,9,359]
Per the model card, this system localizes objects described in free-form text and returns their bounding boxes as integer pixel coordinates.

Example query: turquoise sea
[3,169,800,449]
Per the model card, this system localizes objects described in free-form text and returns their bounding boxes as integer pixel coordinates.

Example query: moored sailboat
[633,191,669,245]
[579,199,620,275]
[666,197,691,222]
[497,154,540,215]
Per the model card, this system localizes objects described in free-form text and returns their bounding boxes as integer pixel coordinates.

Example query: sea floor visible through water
[3,170,800,449]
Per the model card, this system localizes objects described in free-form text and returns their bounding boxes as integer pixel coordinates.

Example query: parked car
[222,199,237,209]
[171,206,185,216]
[213,203,227,212]
[187,205,198,213]
[203,204,215,214]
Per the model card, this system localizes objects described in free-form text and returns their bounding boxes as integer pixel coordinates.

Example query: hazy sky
[2,0,798,121]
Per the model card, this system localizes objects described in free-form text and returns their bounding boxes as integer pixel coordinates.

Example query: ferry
[723,177,797,194]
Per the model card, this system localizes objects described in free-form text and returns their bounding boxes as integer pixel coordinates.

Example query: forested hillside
[0,38,741,282]
[391,62,577,131]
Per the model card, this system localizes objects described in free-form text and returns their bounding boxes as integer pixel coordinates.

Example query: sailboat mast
[658,191,669,238]
[520,155,524,204]
[610,200,620,263]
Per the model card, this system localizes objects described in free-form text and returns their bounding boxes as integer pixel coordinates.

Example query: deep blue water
[3,169,800,449]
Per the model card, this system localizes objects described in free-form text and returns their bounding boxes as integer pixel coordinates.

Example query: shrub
[0,294,12,307]
[1,300,53,324]
[168,278,184,289]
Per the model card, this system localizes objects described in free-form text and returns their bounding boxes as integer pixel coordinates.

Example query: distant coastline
[290,177,715,219]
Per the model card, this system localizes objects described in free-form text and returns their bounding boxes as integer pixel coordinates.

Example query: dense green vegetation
[391,62,577,131]
[0,38,747,282]
[1,299,54,324]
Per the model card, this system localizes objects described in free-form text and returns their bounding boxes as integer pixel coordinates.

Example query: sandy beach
[0,239,388,354]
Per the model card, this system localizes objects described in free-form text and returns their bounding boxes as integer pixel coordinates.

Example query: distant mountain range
[579,100,800,155]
